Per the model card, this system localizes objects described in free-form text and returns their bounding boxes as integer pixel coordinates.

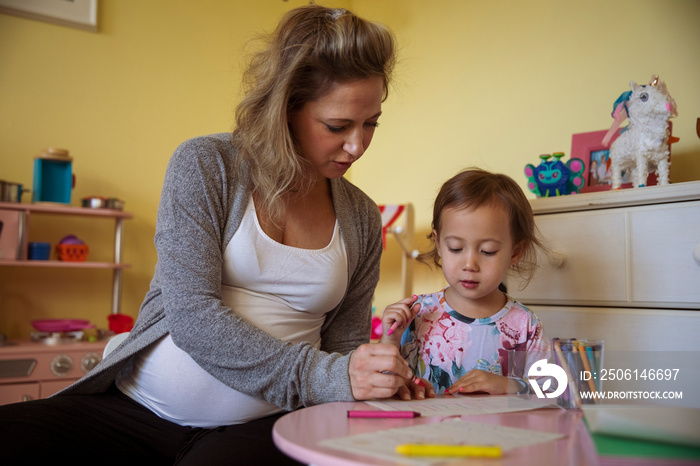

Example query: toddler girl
[381,168,549,395]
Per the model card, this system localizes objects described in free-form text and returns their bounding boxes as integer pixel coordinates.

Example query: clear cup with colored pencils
[551,338,604,408]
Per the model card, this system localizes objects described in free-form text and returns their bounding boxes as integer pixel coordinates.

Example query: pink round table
[273,397,599,465]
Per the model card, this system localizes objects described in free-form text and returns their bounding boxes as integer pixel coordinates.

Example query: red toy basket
[55,243,89,261]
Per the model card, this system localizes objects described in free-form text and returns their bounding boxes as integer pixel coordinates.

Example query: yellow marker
[396,444,502,458]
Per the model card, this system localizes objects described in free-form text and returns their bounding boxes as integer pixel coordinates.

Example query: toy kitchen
[0,332,108,405]
[0,148,133,405]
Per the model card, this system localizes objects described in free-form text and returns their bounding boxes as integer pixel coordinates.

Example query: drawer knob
[694,244,700,265]
[548,251,566,268]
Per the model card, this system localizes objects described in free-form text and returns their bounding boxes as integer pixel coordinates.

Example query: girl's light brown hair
[232,5,396,222]
[419,168,546,286]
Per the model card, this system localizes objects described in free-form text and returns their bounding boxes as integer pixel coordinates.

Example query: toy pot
[0,180,29,203]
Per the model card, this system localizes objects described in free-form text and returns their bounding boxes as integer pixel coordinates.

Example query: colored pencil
[396,444,502,457]
[347,410,421,419]
[575,340,598,395]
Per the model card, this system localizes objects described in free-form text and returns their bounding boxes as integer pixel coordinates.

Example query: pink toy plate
[31,319,94,333]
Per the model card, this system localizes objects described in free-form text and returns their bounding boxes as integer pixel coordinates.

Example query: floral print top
[400,289,550,393]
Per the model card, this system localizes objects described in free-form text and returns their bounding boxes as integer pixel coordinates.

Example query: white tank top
[221,198,348,346]
[117,199,348,427]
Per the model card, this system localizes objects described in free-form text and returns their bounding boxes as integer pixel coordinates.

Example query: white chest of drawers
[510,182,700,310]
[507,182,700,405]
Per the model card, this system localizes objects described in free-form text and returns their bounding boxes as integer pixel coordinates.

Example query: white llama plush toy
[602,75,678,189]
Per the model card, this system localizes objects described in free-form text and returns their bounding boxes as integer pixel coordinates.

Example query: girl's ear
[432,229,441,257]
[510,241,525,266]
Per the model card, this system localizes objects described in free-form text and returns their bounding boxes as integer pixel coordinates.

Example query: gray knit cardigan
[59,133,383,412]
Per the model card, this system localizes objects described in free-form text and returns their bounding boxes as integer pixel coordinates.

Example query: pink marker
[347,410,421,419]
[411,376,425,388]
[387,321,399,336]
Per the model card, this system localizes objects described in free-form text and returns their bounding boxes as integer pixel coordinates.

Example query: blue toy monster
[524,152,585,197]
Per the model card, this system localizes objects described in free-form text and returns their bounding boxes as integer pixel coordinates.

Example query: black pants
[0,385,303,465]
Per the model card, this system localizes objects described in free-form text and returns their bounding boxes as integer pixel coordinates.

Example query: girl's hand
[395,376,436,401]
[379,296,421,346]
[348,343,414,401]
[446,370,511,395]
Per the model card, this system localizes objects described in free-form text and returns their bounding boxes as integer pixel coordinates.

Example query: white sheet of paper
[366,394,555,417]
[320,419,565,466]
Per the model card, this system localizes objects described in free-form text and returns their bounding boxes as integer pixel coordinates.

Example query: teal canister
[32,148,73,204]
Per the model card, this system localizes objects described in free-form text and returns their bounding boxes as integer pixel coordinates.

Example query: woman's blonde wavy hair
[232,5,396,222]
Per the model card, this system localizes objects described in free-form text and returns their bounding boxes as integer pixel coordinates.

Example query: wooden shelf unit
[0,202,133,314]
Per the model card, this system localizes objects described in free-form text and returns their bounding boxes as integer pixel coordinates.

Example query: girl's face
[288,77,384,181]
[434,203,522,318]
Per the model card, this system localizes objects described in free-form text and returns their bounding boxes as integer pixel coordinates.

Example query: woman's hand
[394,376,435,401]
[445,370,513,395]
[348,343,415,400]
[379,296,420,346]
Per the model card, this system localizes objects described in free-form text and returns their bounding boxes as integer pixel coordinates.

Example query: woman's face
[288,77,384,180]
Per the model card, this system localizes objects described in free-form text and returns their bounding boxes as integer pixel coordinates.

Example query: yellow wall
[352,0,700,314]
[1,0,699,338]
